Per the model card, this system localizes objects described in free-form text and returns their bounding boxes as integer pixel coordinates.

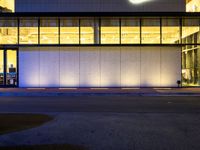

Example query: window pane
[40,18,59,44]
[6,50,17,86]
[162,18,180,44]
[0,50,4,85]
[0,19,18,44]
[101,18,120,44]
[142,18,160,44]
[182,18,200,44]
[20,19,38,44]
[0,0,15,12]
[60,18,79,44]
[80,19,95,44]
[121,18,140,44]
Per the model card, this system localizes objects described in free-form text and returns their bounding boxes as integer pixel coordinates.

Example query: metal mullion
[140,18,142,44]
[79,18,81,45]
[3,50,6,86]
[119,18,121,45]
[58,17,61,45]
[17,18,20,45]
[99,18,101,45]
[160,17,162,44]
[180,17,182,45]
[16,49,19,87]
[38,18,40,45]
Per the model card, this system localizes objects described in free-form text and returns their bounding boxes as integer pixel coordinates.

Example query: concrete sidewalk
[0,88,200,96]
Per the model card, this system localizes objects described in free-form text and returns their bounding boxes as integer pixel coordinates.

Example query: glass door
[0,50,4,86]
[6,50,17,86]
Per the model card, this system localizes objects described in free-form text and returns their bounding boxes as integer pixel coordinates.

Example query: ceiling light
[129,0,152,4]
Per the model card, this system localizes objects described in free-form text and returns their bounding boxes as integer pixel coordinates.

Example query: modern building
[0,0,199,88]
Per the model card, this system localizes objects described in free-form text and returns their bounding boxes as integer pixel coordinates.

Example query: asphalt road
[1,96,200,150]
[0,96,200,113]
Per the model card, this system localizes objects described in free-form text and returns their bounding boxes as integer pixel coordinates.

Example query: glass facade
[182,18,200,86]
[40,18,59,44]
[0,49,17,87]
[19,19,38,44]
[80,18,95,44]
[186,0,200,12]
[142,18,160,44]
[162,18,180,44]
[6,50,17,86]
[101,18,120,44]
[0,50,3,85]
[0,19,18,44]
[0,0,15,12]
[121,18,140,44]
[60,18,79,44]
[0,17,199,46]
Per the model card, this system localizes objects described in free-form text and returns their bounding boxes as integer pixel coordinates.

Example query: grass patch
[0,144,86,150]
[0,113,53,135]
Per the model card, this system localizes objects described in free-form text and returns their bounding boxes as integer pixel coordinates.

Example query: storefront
[0,0,200,88]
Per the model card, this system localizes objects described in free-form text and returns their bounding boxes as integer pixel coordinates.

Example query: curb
[1,92,200,97]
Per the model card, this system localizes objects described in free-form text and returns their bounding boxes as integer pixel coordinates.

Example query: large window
[80,18,95,44]
[182,18,200,44]
[101,18,120,44]
[0,0,15,12]
[0,19,18,44]
[19,19,38,44]
[40,18,59,44]
[186,0,200,12]
[0,49,17,87]
[60,18,79,44]
[6,49,17,86]
[121,18,140,44]
[162,18,180,44]
[141,18,160,44]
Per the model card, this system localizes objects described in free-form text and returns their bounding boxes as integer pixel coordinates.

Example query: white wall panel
[100,47,121,87]
[80,47,100,87]
[39,47,60,87]
[19,47,40,87]
[141,47,161,87]
[121,47,140,87]
[60,47,79,87]
[19,46,181,88]
[160,47,181,87]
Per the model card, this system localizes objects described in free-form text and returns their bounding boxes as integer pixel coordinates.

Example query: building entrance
[0,49,18,87]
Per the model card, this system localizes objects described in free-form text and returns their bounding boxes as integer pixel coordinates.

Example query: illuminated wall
[0,0,15,12]
[19,46,181,88]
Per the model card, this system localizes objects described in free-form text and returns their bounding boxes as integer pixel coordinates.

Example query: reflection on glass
[0,20,18,44]
[182,18,200,44]
[6,50,17,86]
[141,18,160,44]
[162,18,180,44]
[101,19,120,44]
[121,18,140,44]
[80,19,94,44]
[40,18,59,44]
[0,50,4,85]
[60,18,79,44]
[20,19,38,44]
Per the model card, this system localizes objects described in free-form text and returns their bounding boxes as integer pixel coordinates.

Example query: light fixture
[129,0,151,4]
